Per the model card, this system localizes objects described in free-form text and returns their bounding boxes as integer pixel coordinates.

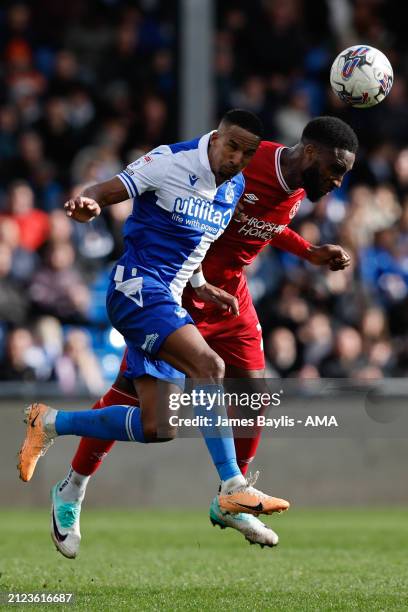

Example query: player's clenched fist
[64,196,101,223]
[306,244,351,271]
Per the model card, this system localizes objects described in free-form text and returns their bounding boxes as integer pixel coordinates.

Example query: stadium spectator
[9,131,47,188]
[319,326,365,378]
[0,105,19,166]
[47,50,83,97]
[34,315,64,373]
[265,327,300,377]
[1,181,49,251]
[0,327,38,382]
[0,217,38,283]
[0,241,29,327]
[298,312,333,366]
[1,0,408,389]
[54,328,105,396]
[29,240,90,323]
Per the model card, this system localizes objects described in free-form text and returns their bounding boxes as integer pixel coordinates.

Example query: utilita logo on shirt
[171,196,232,234]
[237,216,287,240]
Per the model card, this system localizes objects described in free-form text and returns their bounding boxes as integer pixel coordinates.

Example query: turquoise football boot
[209,496,279,548]
[50,482,82,559]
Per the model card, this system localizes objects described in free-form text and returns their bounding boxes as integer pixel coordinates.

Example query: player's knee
[143,422,177,443]
[212,354,225,379]
[193,352,225,380]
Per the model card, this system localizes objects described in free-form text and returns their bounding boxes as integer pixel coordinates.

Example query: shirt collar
[276,146,303,195]
[198,130,216,173]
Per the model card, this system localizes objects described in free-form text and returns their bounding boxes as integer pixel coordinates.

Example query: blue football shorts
[106,264,193,382]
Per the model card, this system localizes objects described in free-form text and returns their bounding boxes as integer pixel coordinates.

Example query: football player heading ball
[19,115,358,557]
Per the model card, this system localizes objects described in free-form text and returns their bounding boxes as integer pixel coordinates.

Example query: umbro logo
[243,193,259,204]
[289,200,301,219]
[189,174,199,187]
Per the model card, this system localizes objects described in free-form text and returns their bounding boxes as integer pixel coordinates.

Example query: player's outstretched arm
[272,227,351,271]
[64,177,129,223]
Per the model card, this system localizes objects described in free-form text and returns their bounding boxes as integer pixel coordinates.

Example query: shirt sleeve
[270,226,312,259]
[116,145,173,198]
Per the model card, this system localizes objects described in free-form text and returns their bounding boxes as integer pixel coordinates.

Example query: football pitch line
[0,508,407,611]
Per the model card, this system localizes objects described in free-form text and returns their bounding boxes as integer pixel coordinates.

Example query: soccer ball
[330,45,393,108]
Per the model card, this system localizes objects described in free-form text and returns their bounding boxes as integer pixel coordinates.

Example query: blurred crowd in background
[1,0,408,393]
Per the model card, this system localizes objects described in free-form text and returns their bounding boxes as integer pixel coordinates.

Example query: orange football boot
[218,472,290,516]
[18,403,55,482]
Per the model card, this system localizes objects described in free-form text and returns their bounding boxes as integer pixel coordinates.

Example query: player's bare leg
[49,382,134,558]
[157,325,290,516]
[50,375,179,558]
[18,376,179,558]
[71,376,136,477]
[18,377,178,483]
[53,357,284,548]
[208,365,284,546]
[42,340,287,554]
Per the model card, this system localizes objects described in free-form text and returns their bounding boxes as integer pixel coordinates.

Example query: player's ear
[304,142,317,162]
[210,131,220,145]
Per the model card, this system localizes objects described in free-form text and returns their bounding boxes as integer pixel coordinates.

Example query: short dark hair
[219,109,264,139]
[301,116,358,153]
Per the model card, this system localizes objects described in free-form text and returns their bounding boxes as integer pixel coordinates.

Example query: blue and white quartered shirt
[114,131,245,303]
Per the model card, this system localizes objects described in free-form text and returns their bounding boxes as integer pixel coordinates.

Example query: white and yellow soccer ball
[330,45,393,108]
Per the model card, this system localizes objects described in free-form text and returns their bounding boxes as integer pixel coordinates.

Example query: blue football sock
[55,405,146,442]
[194,384,241,481]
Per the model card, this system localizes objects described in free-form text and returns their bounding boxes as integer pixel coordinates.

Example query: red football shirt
[200,140,308,291]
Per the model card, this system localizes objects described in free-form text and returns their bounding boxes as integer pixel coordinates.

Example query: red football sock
[72,374,263,477]
[71,386,139,476]
[234,430,263,476]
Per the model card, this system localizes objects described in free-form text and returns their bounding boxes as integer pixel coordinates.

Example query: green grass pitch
[0,508,407,611]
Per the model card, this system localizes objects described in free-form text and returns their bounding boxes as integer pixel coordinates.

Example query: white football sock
[43,407,58,436]
[58,467,90,502]
[220,474,246,494]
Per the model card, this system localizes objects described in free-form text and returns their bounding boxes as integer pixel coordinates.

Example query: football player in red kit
[53,116,357,556]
